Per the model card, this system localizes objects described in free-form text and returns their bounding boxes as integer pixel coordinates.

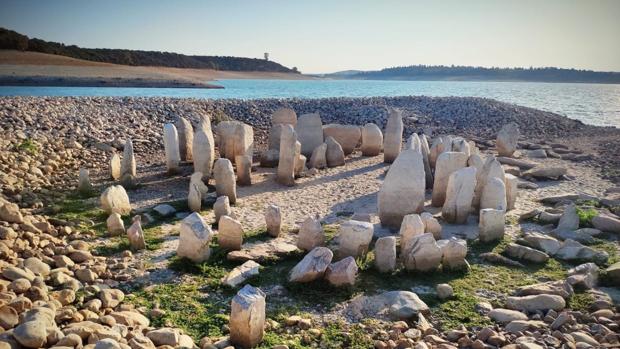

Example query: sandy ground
[0,50,312,87]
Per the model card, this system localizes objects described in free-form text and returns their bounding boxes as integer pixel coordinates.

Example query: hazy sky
[1,0,619,73]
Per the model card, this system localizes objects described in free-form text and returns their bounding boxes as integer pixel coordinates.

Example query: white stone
[399,214,425,256]
[193,128,215,179]
[438,238,468,270]
[309,143,327,169]
[294,153,306,177]
[479,208,505,242]
[120,139,136,179]
[295,113,324,157]
[235,155,252,186]
[361,123,383,156]
[403,233,442,272]
[177,213,213,262]
[110,153,121,180]
[163,123,180,174]
[374,236,397,273]
[288,247,333,282]
[421,212,442,240]
[558,204,580,231]
[442,166,477,224]
[325,256,358,286]
[100,185,131,215]
[323,124,361,155]
[452,138,471,156]
[473,156,506,210]
[420,135,433,189]
[265,204,281,237]
[188,182,202,213]
[78,168,94,194]
[106,213,125,236]
[218,215,243,250]
[383,108,403,163]
[297,216,324,251]
[505,174,518,211]
[272,107,297,126]
[217,121,254,161]
[214,158,237,205]
[127,216,146,250]
[175,117,194,161]
[497,123,520,157]
[406,133,421,152]
[325,136,345,167]
[222,260,260,287]
[229,285,265,348]
[431,151,468,207]
[429,136,450,169]
[277,124,297,186]
[338,220,374,258]
[214,196,232,223]
[480,177,507,211]
[506,294,565,312]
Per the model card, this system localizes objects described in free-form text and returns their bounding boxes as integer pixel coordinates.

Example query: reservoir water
[1,79,619,127]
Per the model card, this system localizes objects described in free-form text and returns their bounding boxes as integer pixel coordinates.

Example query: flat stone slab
[227,234,299,262]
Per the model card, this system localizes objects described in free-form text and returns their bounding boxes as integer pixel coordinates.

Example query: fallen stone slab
[504,243,549,263]
[523,166,567,180]
[227,235,299,262]
[345,290,429,321]
[592,214,620,234]
[221,260,261,287]
[288,247,333,283]
[506,294,566,312]
[496,157,537,169]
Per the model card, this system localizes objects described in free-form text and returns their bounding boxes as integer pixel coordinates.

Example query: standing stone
[217,121,254,161]
[177,213,213,262]
[338,220,374,258]
[378,150,426,228]
[325,256,358,286]
[235,155,252,186]
[188,183,202,212]
[505,174,518,211]
[323,124,361,155]
[265,204,281,237]
[190,172,209,196]
[420,135,433,189]
[309,143,327,169]
[442,167,478,224]
[78,168,94,195]
[288,247,333,282]
[163,123,181,174]
[175,117,194,161]
[120,139,136,178]
[479,208,505,242]
[403,233,442,272]
[437,238,468,270]
[267,124,285,151]
[480,177,507,211]
[497,122,520,157]
[218,215,243,250]
[214,158,237,205]
[127,216,146,250]
[106,213,125,236]
[325,136,345,167]
[558,204,580,231]
[229,285,265,349]
[473,156,506,211]
[277,125,297,186]
[295,113,324,157]
[294,144,306,177]
[374,236,397,272]
[193,129,215,179]
[361,123,383,156]
[383,108,404,163]
[406,133,421,152]
[431,152,468,207]
[452,138,471,156]
[110,153,121,180]
[421,212,442,240]
[400,214,425,256]
[429,136,449,169]
[100,185,131,215]
[297,216,324,251]
[272,107,297,126]
[214,196,232,223]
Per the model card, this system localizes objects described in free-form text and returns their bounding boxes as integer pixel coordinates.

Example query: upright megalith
[265,204,281,237]
[442,167,478,224]
[214,158,237,205]
[505,174,518,211]
[110,153,121,180]
[218,215,243,250]
[421,212,442,239]
[323,124,361,155]
[294,141,306,177]
[295,113,324,157]
[235,155,252,186]
[452,138,470,156]
[163,123,181,174]
[177,213,213,262]
[325,136,345,167]
[431,152,468,207]
[378,150,426,228]
[100,185,131,215]
[374,236,397,272]
[429,136,450,169]
[297,216,324,251]
[383,108,403,163]
[272,107,297,126]
[496,122,520,157]
[217,121,254,161]
[480,177,507,211]
[420,135,433,189]
[127,215,146,250]
[120,139,137,187]
[361,123,383,156]
[309,143,327,169]
[289,247,333,282]
[338,220,374,258]
[277,125,297,186]
[193,129,215,179]
[188,172,208,212]
[403,233,442,272]
[479,208,505,242]
[473,155,505,211]
[400,214,425,255]
[106,213,125,236]
[214,196,232,223]
[229,285,266,348]
[175,117,194,161]
[78,168,94,195]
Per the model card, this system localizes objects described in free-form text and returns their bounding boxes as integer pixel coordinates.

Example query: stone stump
[229,285,265,348]
[374,236,397,272]
[420,135,433,189]
[421,212,442,240]
[323,124,361,155]
[400,214,426,255]
[497,122,520,157]
[120,139,136,178]
[309,143,327,169]
[217,121,254,161]
[78,168,94,195]
[325,136,345,167]
[383,108,403,163]
[272,107,297,126]
[106,213,125,236]
[438,238,468,270]
[480,177,507,211]
[214,158,237,204]
[127,216,146,250]
[297,216,324,251]
[338,220,374,258]
[214,196,232,223]
[177,213,213,262]
[235,155,252,186]
[325,256,358,286]
[479,208,505,242]
[265,204,281,237]
[403,233,442,272]
[100,185,131,215]
[110,153,121,180]
[361,123,383,156]
[505,174,518,211]
[218,215,243,250]
[442,166,477,224]
[193,129,215,179]
[473,156,506,211]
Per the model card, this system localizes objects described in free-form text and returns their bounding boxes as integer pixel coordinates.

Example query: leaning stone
[100,185,131,215]
[338,220,374,258]
[557,203,580,231]
[235,155,252,186]
[297,216,324,251]
[399,214,425,256]
[374,236,397,272]
[592,213,620,233]
[506,294,566,312]
[265,204,281,237]
[325,136,345,167]
[431,152,468,207]
[496,122,520,157]
[442,166,477,224]
[188,182,202,213]
[309,143,327,169]
[218,215,243,250]
[480,177,507,211]
[420,135,433,189]
[323,124,361,155]
[473,156,505,210]
[403,233,442,272]
[217,121,254,161]
[106,213,125,236]
[277,124,297,186]
[175,117,194,161]
[555,239,608,263]
[214,196,232,224]
[288,247,333,282]
[110,153,121,180]
[505,174,518,211]
[325,256,358,286]
[120,139,136,179]
[437,238,468,270]
[378,150,426,228]
[383,108,403,163]
[214,158,237,204]
[163,123,181,174]
[193,128,215,179]
[222,260,261,287]
[361,123,383,156]
[479,208,505,242]
[421,212,442,239]
[295,113,324,157]
[78,168,94,195]
[522,232,561,255]
[505,243,549,263]
[127,216,146,250]
[229,285,265,348]
[177,212,213,262]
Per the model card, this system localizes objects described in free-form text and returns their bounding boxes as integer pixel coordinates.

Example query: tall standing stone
[218,215,243,250]
[479,208,505,242]
[163,123,181,174]
[420,135,433,189]
[78,168,94,195]
[442,167,478,224]
[505,174,518,211]
[361,123,383,156]
[325,136,345,167]
[400,214,426,256]
[480,177,507,211]
[431,152,468,207]
[188,182,202,212]
[297,216,324,251]
[294,141,305,177]
[378,150,426,228]
[110,153,121,180]
[265,204,281,237]
[295,113,324,157]
[177,213,213,262]
[235,155,252,186]
[429,136,449,169]
[383,108,403,163]
[229,285,265,349]
[120,139,137,187]
[309,143,327,169]
[127,215,146,250]
[406,133,421,152]
[496,122,520,157]
[323,124,361,155]
[473,156,505,211]
[374,236,397,272]
[214,158,237,204]
[338,220,374,258]
[193,129,215,179]
[277,125,297,186]
[175,117,194,161]
[217,121,254,161]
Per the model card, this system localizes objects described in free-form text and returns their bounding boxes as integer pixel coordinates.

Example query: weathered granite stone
[438,238,468,270]
[277,125,297,186]
[480,177,507,211]
[421,212,442,239]
[222,260,261,287]
[473,156,505,210]
[78,168,94,195]
[323,124,361,155]
[120,139,136,179]
[288,247,333,282]
[295,113,323,157]
[127,216,146,250]
[175,117,194,161]
[505,174,518,211]
[193,128,215,179]
[217,121,254,161]
[177,213,213,262]
[265,204,281,237]
[325,256,358,286]
[383,108,403,163]
[338,220,374,258]
[403,233,442,272]
[479,208,505,242]
[110,153,121,180]
[218,215,243,250]
[399,214,425,256]
[361,123,383,156]
[592,214,620,234]
[442,166,477,224]
[100,185,131,215]
[557,203,579,231]
[106,213,125,236]
[230,285,265,348]
[309,143,327,169]
[497,122,520,157]
[505,243,549,263]
[272,107,297,126]
[214,158,237,204]
[420,135,433,189]
[214,196,232,223]
[297,216,324,251]
[374,236,397,273]
[325,136,345,167]
[163,123,181,174]
[235,155,252,186]
[431,151,468,207]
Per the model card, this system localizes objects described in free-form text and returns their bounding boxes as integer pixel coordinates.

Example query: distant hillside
[0,27,298,73]
[327,65,620,84]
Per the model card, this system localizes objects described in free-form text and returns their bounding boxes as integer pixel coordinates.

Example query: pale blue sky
[1,0,619,73]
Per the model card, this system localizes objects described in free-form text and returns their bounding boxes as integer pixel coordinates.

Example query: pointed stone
[558,203,580,231]
[289,247,333,282]
[214,158,237,204]
[106,213,125,236]
[431,151,468,207]
[229,285,265,348]
[163,123,181,174]
[175,117,194,161]
[295,113,323,157]
[374,236,397,273]
[361,123,382,156]
[188,183,202,213]
[406,133,421,151]
[277,125,297,186]
[383,108,403,163]
[110,153,121,180]
[338,220,373,258]
[177,212,213,262]
[214,196,231,224]
[265,204,281,237]
[309,143,327,169]
[120,139,136,178]
[127,216,146,250]
[442,167,477,224]
[100,185,131,215]
[297,216,324,251]
[325,136,345,167]
[497,122,520,157]
[218,215,243,250]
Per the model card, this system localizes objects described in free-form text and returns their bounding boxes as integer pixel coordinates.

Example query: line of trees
[0,27,298,73]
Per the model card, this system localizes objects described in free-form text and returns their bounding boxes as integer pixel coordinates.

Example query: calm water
[1,79,619,127]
